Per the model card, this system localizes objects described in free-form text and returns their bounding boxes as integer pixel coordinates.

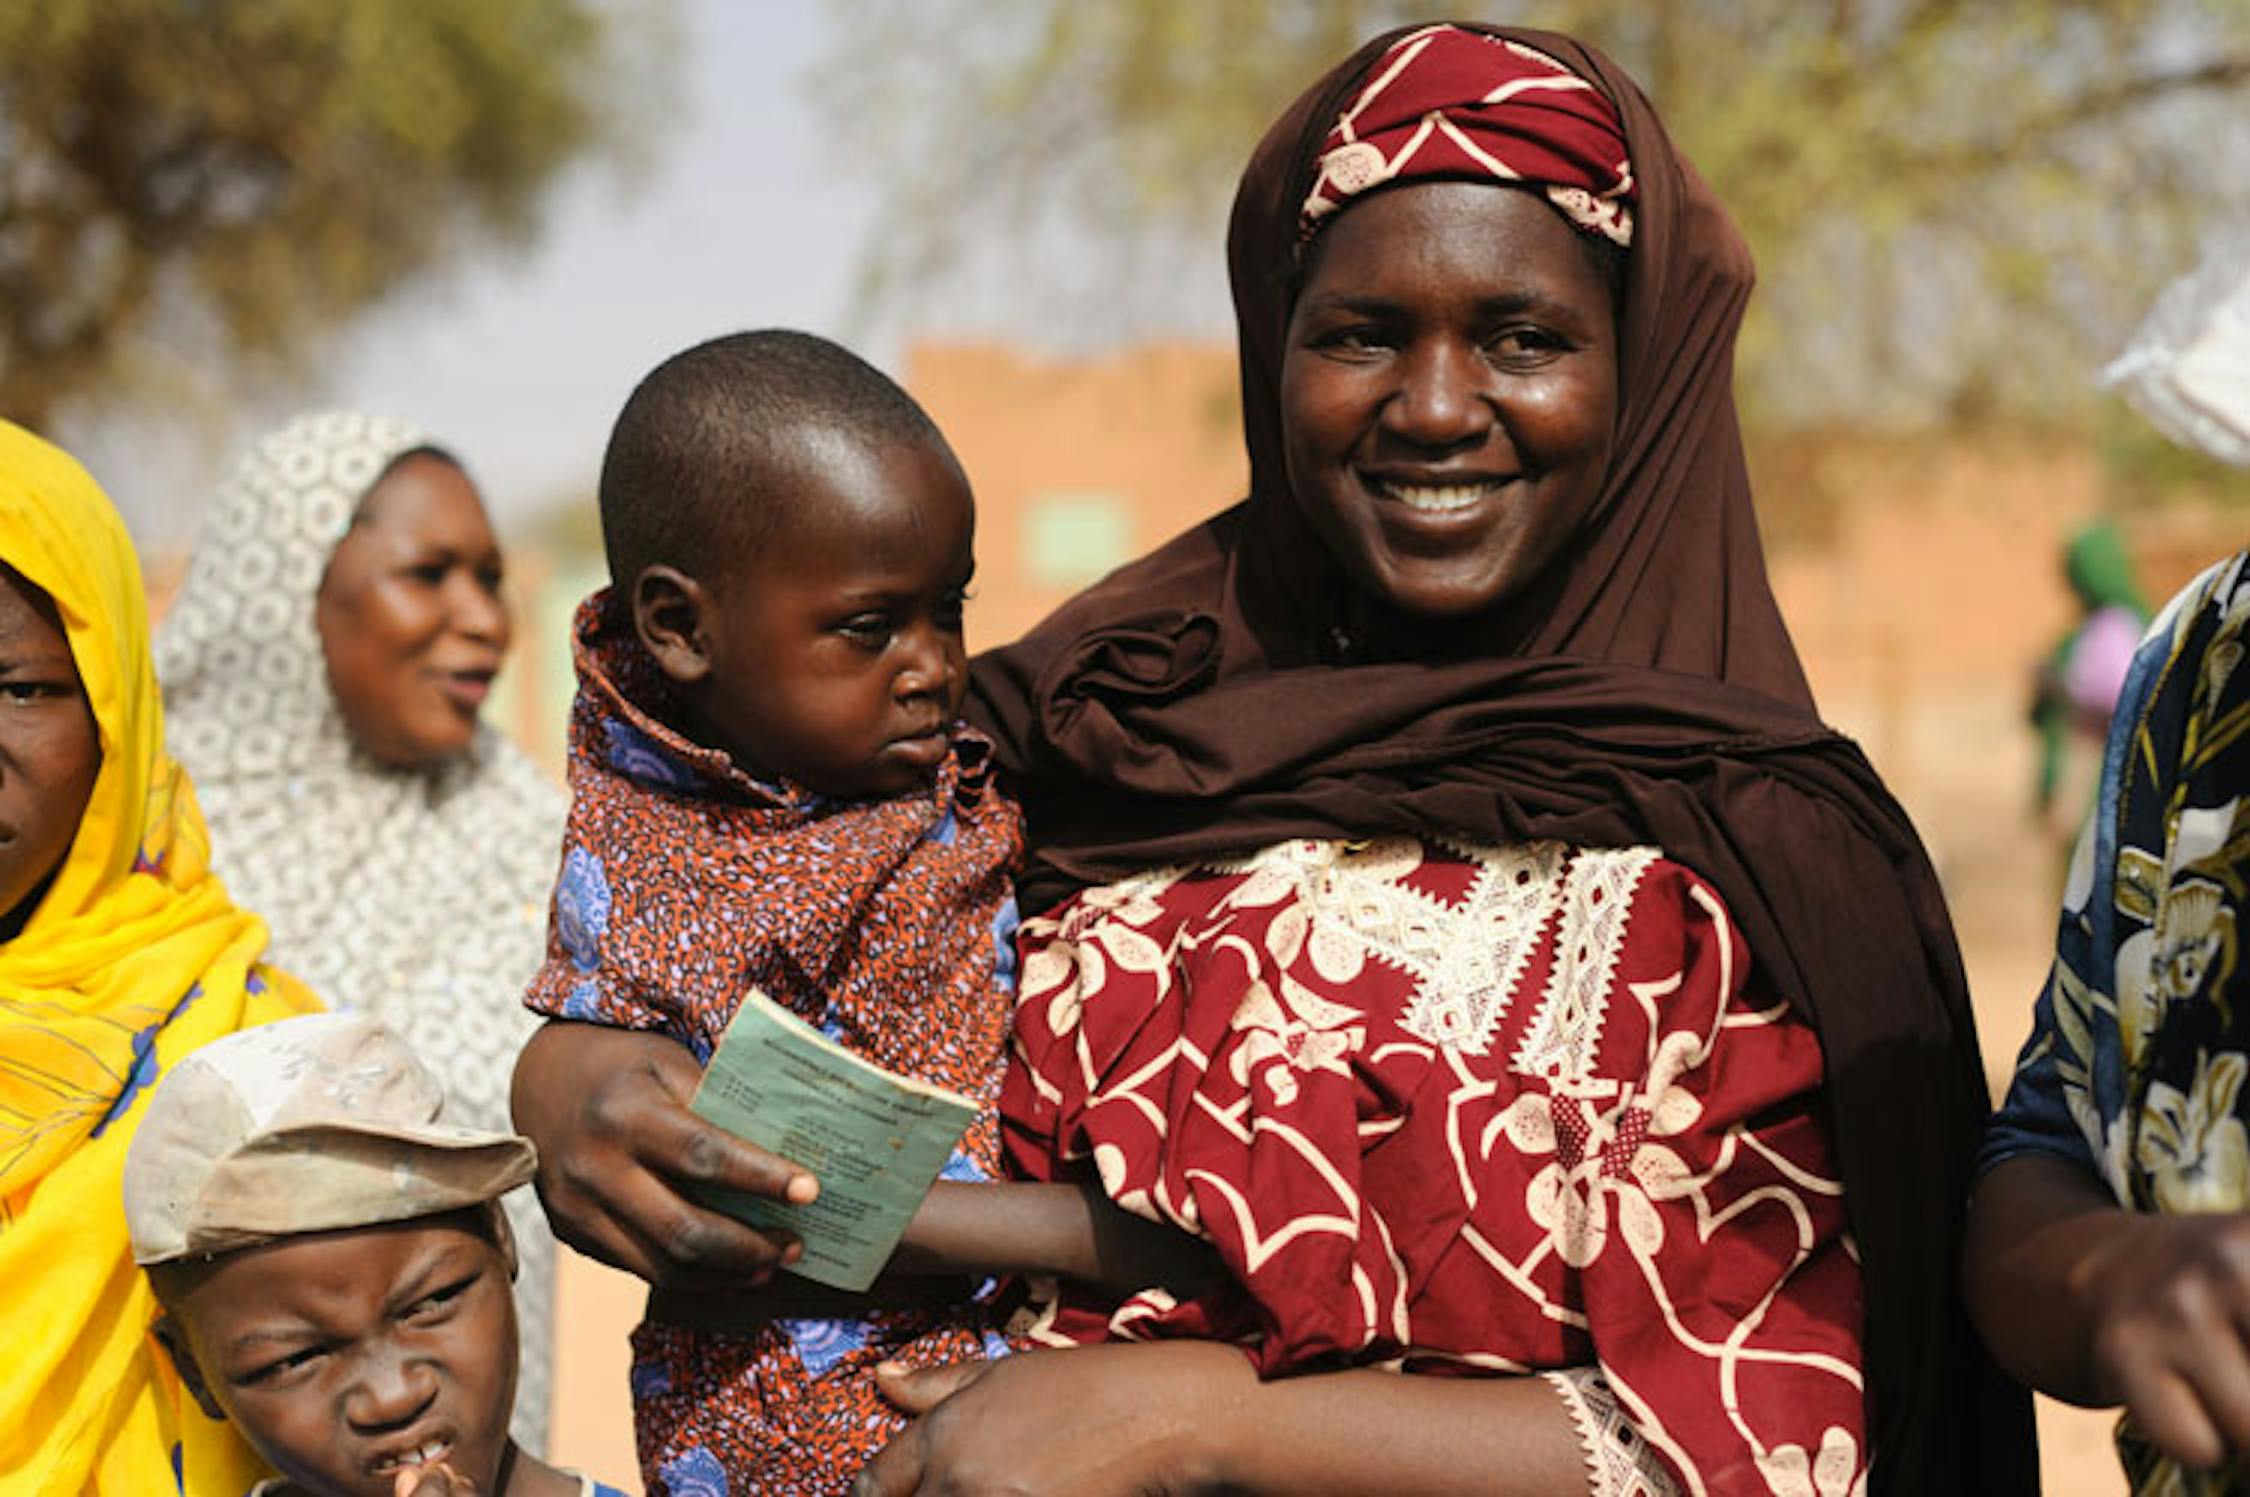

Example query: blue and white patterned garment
[1982,551,2250,1494]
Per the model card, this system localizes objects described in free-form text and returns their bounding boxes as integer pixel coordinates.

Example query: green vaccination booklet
[688,988,978,1292]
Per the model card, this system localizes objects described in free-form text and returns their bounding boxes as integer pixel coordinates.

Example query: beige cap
[123,1012,537,1266]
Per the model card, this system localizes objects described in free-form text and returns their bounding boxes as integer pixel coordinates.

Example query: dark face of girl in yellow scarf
[0,561,98,940]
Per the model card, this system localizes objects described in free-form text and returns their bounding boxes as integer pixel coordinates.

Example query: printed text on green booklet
[687,988,978,1291]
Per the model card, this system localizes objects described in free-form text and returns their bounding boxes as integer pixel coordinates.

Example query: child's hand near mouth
[397,1460,478,1496]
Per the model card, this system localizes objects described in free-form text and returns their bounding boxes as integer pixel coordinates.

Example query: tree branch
[2047,53,2250,129]
[1864,53,2250,187]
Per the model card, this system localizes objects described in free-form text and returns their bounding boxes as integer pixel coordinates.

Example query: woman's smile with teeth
[1373,478,1504,512]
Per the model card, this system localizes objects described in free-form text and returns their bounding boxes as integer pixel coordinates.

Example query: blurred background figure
[2032,518,2150,841]
[153,413,565,1456]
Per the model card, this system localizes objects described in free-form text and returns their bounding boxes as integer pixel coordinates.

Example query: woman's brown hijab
[969,22,2035,1494]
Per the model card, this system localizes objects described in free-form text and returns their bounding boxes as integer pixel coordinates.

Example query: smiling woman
[911,19,2037,1493]
[1278,181,1619,620]
[155,412,567,1456]
[506,22,2038,1496]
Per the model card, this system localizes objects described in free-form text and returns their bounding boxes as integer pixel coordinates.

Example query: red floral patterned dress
[1003,836,1867,1497]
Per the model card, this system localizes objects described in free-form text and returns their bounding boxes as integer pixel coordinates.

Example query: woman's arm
[854,1343,1591,1497]
[1966,1151,2250,1471]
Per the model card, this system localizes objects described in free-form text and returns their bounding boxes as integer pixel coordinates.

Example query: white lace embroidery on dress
[1513,847,1661,1083]
[1542,1366,1682,1497]
[1281,837,1567,1055]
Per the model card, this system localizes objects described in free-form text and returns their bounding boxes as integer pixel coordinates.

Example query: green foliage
[0,0,644,427]
[818,0,2250,432]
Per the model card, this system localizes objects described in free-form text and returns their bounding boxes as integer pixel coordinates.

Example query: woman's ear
[152,1315,227,1423]
[632,565,716,685]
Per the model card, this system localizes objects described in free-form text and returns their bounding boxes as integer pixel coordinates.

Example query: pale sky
[65,1,898,548]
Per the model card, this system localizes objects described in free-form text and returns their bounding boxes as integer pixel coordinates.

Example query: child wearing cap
[123,1012,630,1497]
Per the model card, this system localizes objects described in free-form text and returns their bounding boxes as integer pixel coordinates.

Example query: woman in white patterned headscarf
[155,411,564,1454]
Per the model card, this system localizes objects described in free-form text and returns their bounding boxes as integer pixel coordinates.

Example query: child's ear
[632,565,716,686]
[152,1314,227,1423]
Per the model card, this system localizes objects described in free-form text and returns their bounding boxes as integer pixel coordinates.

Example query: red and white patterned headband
[1301,25,1635,248]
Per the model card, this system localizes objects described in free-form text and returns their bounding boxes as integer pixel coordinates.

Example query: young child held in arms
[123,1012,626,1497]
[522,330,1204,1493]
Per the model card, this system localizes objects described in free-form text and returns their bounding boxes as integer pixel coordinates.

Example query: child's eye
[836,614,893,649]
[934,590,971,632]
[241,1345,326,1386]
[404,562,450,586]
[403,1274,477,1324]
[0,679,69,704]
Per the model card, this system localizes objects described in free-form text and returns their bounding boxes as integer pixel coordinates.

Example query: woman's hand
[2084,1209,2250,1469]
[1969,1152,2250,1470]
[854,1343,1590,1495]
[853,1344,1244,1497]
[508,1020,817,1291]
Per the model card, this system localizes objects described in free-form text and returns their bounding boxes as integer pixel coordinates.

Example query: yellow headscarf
[0,422,317,1495]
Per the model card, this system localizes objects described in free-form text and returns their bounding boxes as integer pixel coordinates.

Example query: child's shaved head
[598,329,950,592]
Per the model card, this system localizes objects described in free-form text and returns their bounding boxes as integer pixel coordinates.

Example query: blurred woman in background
[2030,518,2150,841]
[155,411,565,1453]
